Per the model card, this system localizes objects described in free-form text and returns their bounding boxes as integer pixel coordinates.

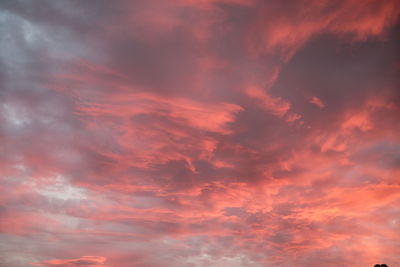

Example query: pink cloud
[246,85,291,117]
[310,96,325,109]
[0,0,399,266]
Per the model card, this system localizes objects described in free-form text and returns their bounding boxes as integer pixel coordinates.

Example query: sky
[0,0,400,266]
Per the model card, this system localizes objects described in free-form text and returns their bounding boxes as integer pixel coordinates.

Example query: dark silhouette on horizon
[374,264,388,267]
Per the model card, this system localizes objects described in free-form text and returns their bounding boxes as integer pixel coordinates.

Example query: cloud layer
[1,0,399,266]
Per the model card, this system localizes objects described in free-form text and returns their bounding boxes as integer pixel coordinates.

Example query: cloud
[33,256,108,267]
[0,0,399,266]
[245,85,291,117]
[310,96,325,109]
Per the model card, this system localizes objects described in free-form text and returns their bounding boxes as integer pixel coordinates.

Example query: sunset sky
[1,1,400,266]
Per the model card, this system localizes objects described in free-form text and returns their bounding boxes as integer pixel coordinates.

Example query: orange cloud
[33,256,108,267]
